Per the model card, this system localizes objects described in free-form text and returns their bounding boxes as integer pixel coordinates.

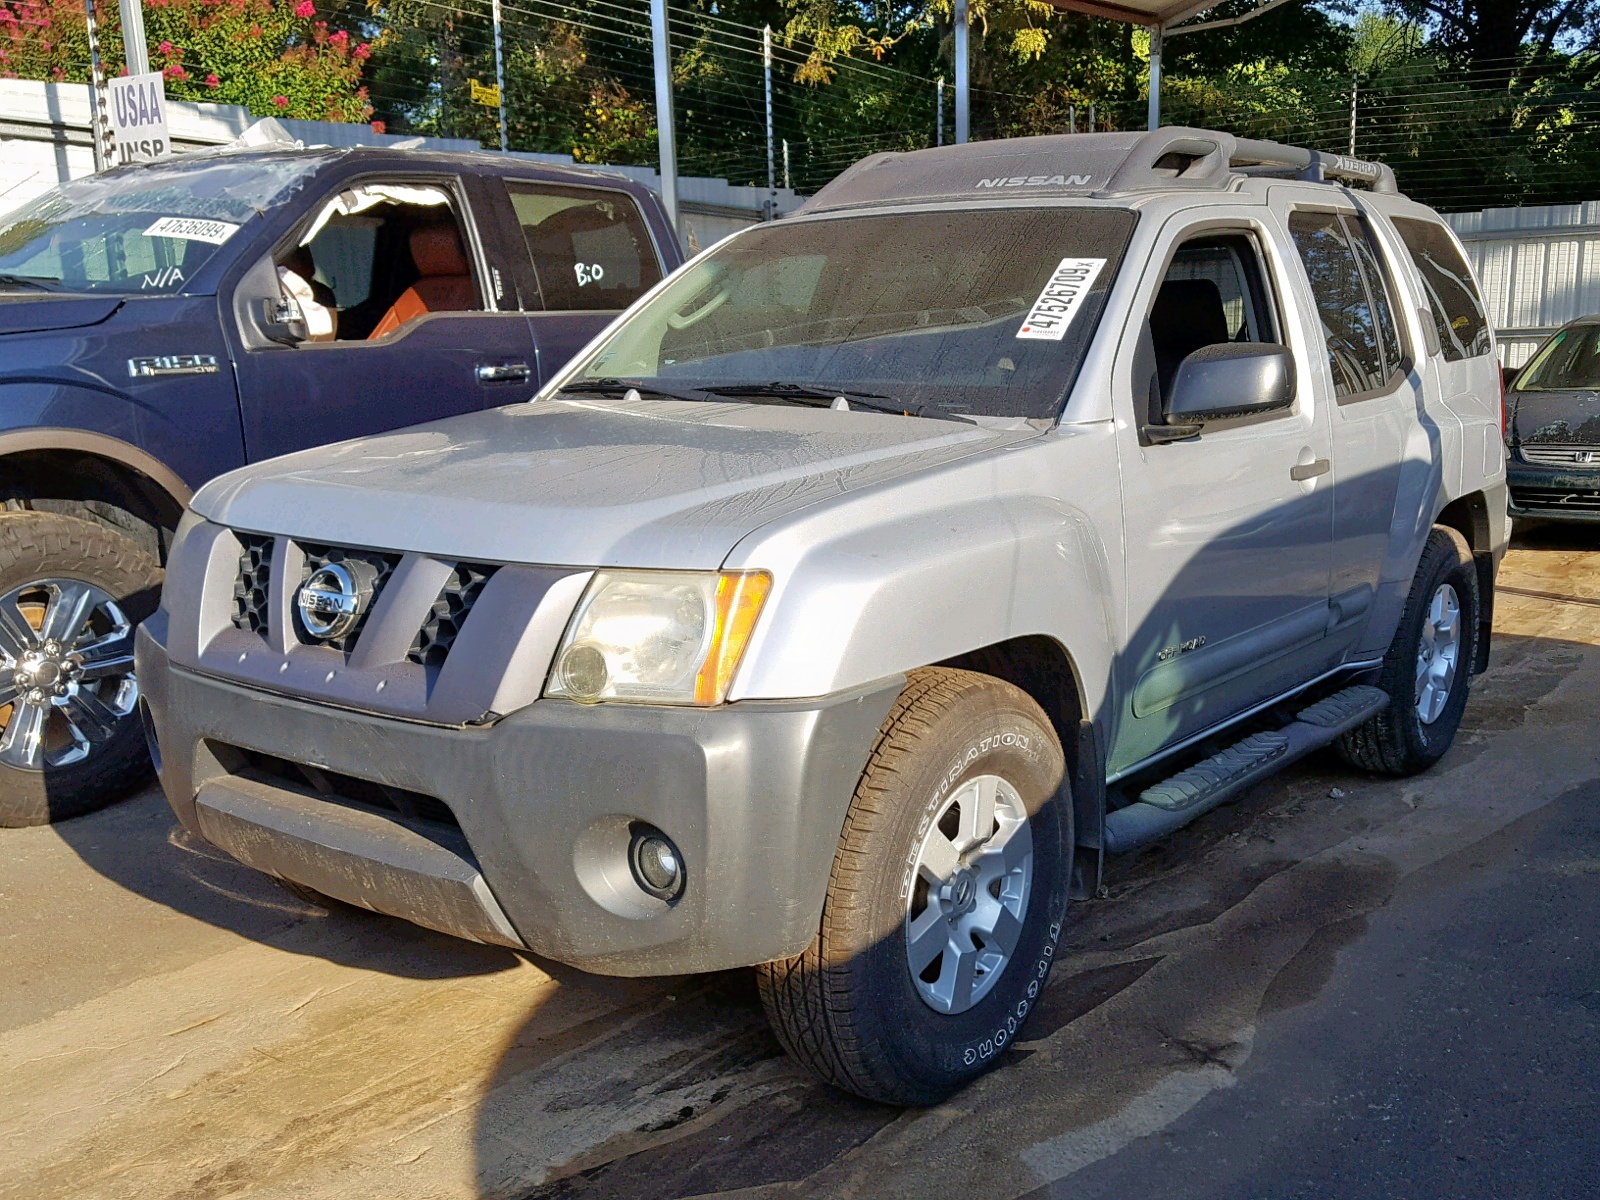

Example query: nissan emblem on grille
[297,563,364,640]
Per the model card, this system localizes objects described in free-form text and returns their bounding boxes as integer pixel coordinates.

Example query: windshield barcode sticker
[1017,257,1106,341]
[143,217,241,245]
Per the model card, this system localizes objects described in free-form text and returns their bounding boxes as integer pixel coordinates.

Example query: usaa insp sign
[109,72,172,164]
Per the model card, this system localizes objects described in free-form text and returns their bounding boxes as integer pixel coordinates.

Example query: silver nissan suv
[137,128,1508,1105]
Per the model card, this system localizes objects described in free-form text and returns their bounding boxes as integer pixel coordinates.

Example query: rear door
[229,170,537,462]
[483,177,668,384]
[1279,199,1438,664]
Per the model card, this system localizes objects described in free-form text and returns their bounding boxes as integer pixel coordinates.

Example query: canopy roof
[1041,0,1217,26]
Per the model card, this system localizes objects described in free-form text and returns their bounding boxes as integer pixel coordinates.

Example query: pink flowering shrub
[0,0,370,122]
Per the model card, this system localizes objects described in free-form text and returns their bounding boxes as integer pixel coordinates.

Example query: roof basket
[799,126,1399,216]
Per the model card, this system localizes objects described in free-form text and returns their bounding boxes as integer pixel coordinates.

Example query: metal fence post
[649,0,679,233]
[84,0,114,170]
[117,0,149,76]
[492,0,508,151]
[1147,23,1162,130]
[764,24,776,219]
[954,0,969,144]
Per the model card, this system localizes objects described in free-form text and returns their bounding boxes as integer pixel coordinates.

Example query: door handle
[476,362,532,384]
[1290,458,1330,481]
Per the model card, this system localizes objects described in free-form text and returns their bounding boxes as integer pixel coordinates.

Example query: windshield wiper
[558,376,708,403]
[0,273,62,292]
[705,381,975,424]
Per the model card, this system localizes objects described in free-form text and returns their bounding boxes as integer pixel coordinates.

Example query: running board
[1102,685,1389,853]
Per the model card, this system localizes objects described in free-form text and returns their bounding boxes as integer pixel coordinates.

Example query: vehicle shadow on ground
[463,617,1588,1200]
[46,787,520,980]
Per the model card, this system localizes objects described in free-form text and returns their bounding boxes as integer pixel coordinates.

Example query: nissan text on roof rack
[136,128,1508,1105]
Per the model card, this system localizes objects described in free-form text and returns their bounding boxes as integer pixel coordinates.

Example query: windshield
[0,156,315,295]
[1515,325,1600,392]
[567,206,1136,420]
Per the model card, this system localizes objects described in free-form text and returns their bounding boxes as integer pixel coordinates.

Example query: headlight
[546,570,772,706]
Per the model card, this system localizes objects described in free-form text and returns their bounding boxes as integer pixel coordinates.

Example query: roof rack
[800,126,1399,215]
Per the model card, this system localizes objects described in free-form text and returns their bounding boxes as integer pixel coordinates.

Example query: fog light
[628,824,685,902]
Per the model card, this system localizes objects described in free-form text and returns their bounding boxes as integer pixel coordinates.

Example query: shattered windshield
[0,156,315,295]
[567,206,1136,421]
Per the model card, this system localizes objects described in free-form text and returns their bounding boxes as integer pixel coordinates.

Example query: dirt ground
[3,526,1598,1200]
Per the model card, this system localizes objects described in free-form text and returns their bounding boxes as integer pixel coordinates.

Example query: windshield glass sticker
[1017,258,1106,341]
[142,216,241,245]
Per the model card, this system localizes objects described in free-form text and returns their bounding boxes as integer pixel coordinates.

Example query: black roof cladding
[799,127,1399,215]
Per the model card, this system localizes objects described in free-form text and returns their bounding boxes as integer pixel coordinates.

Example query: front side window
[1513,324,1600,392]
[506,183,661,312]
[1288,210,1406,399]
[567,207,1137,421]
[279,181,482,342]
[0,155,314,294]
[1391,217,1491,362]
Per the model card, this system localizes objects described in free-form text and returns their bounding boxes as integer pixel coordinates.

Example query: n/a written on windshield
[1016,258,1105,342]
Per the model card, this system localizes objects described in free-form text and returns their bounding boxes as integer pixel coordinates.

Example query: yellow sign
[469,79,501,108]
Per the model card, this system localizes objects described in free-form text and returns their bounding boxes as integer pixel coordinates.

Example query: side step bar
[1102,684,1389,854]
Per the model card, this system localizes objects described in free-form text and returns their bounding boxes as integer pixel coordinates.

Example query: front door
[1110,215,1336,775]
[231,173,537,461]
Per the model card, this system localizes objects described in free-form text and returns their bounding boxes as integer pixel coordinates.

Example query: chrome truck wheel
[0,513,162,827]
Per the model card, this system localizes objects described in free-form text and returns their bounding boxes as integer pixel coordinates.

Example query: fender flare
[0,427,193,514]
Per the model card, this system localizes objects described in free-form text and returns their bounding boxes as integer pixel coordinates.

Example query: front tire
[757,668,1070,1106]
[1338,526,1480,777]
[0,512,161,827]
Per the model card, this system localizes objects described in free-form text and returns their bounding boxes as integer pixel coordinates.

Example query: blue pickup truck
[0,142,682,824]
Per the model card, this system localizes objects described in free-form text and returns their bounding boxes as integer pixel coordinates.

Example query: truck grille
[231,535,275,634]
[408,563,499,669]
[1520,444,1600,467]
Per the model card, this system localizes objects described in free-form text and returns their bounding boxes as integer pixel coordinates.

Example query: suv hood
[0,293,123,336]
[194,396,1039,569]
[1508,387,1600,445]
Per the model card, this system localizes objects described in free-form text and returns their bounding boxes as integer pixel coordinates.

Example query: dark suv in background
[1505,317,1600,522]
[0,142,681,824]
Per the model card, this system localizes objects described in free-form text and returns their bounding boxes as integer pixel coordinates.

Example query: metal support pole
[1069,103,1075,135]
[936,76,944,146]
[84,0,114,170]
[782,138,790,190]
[954,0,969,144]
[763,24,776,219]
[492,0,508,151]
[1147,23,1162,130]
[1348,77,1357,156]
[117,0,149,76]
[649,0,679,233]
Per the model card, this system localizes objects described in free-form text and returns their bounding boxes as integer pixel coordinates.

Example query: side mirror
[259,295,308,346]
[1165,342,1295,425]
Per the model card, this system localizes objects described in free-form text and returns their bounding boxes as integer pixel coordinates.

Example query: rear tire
[1338,526,1479,777]
[0,512,161,827]
[757,668,1070,1106]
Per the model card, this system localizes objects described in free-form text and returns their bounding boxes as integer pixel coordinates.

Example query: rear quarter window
[1390,216,1492,362]
[1288,209,1406,400]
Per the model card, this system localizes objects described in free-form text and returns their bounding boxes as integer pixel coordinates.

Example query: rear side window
[1391,217,1491,362]
[505,183,662,312]
[1288,210,1406,399]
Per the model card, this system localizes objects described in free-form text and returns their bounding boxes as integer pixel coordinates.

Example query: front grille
[295,544,400,653]
[1520,444,1600,467]
[408,562,499,669]
[232,535,274,634]
[220,743,461,832]
[1511,486,1600,512]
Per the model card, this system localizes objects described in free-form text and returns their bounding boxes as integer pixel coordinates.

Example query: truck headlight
[546,570,771,706]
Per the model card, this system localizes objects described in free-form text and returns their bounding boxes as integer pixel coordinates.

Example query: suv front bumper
[1507,460,1600,521]
[136,611,902,976]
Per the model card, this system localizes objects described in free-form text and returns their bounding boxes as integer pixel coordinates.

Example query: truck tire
[757,668,1071,1106]
[0,511,162,827]
[1338,526,1480,777]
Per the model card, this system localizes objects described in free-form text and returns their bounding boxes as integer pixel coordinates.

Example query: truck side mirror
[259,295,308,346]
[1164,342,1295,425]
